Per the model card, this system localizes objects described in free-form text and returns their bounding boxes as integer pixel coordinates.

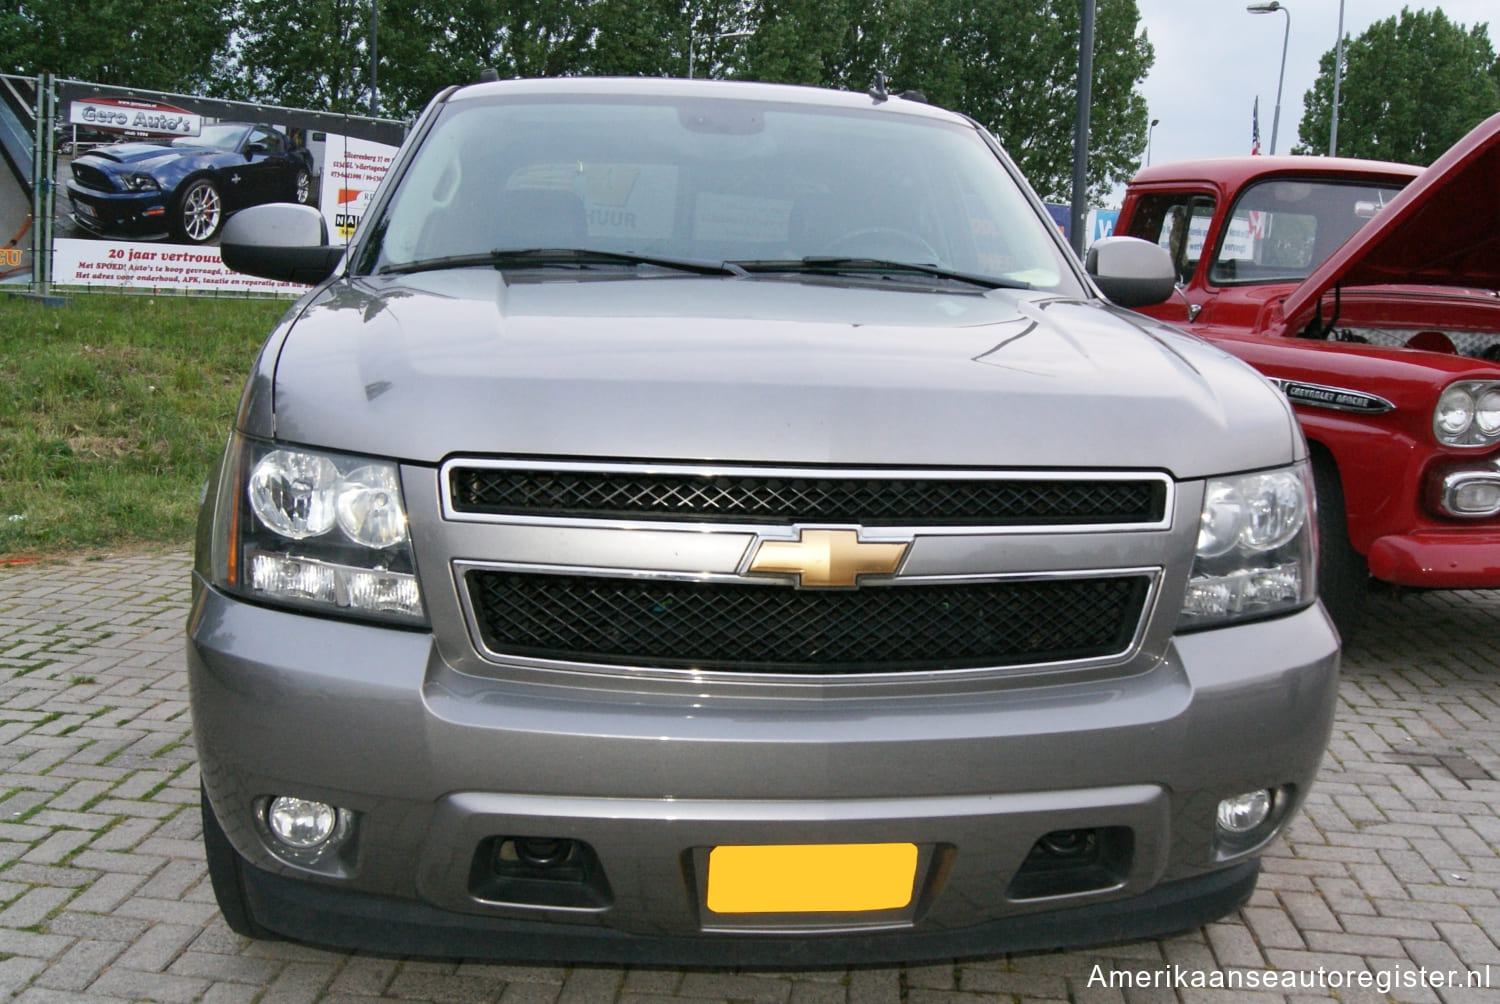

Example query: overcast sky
[1133,0,1497,170]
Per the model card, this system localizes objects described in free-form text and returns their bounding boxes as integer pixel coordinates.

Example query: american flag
[1252,97,1262,155]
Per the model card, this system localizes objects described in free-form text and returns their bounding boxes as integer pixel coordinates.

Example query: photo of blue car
[65,122,315,244]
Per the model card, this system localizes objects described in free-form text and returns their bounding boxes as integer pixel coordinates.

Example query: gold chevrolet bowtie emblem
[747,529,910,588]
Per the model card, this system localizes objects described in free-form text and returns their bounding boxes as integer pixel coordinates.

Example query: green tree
[211,0,378,114]
[376,0,1153,201]
[740,0,1154,203]
[884,0,1154,203]
[729,0,876,88]
[0,0,233,93]
[587,0,688,77]
[42,0,1148,209]
[1294,7,1499,163]
[376,0,689,116]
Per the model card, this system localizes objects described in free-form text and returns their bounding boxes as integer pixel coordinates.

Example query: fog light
[1452,480,1500,515]
[1217,790,1273,835]
[266,796,338,849]
[1441,472,1500,517]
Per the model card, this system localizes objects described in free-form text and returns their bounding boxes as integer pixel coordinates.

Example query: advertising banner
[1043,204,1121,246]
[68,97,202,138]
[51,239,306,294]
[50,80,405,294]
[320,134,396,242]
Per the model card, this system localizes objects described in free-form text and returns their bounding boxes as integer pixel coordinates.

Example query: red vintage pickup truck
[1115,113,1500,631]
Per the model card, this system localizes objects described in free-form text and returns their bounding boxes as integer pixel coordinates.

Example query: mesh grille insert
[467,571,1151,674]
[69,163,114,192]
[448,466,1167,526]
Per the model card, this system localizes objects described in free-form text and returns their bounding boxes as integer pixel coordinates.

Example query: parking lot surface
[1,551,1497,1003]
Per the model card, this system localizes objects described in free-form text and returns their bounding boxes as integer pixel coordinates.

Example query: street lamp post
[1146,117,1159,166]
[1247,1,1290,155]
[688,28,754,79]
[1069,0,1095,256]
[1331,0,1345,155]
[369,0,379,117]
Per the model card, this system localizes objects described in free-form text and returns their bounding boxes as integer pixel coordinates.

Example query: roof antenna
[868,72,888,103]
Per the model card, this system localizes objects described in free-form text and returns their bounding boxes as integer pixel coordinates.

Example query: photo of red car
[1116,113,1500,632]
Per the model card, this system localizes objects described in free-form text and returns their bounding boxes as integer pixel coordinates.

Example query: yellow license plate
[706,843,918,914]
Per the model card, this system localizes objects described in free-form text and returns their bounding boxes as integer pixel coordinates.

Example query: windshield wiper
[379,248,748,277]
[731,257,1029,291]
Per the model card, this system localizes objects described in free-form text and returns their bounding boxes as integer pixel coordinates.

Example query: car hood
[1280,111,1500,330]
[267,271,1299,478]
[80,142,203,169]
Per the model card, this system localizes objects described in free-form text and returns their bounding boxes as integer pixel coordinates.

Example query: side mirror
[220,204,345,285]
[1085,236,1177,308]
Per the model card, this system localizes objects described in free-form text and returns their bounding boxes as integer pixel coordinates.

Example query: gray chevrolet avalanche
[189,77,1340,965]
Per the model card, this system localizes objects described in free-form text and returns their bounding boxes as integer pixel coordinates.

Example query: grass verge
[0,292,289,557]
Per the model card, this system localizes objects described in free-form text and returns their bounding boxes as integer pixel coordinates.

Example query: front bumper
[188,581,1339,962]
[236,849,1259,966]
[65,181,169,239]
[1366,529,1500,588]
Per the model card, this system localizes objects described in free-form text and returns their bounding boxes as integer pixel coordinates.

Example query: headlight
[248,450,340,538]
[211,435,426,625]
[120,173,160,192]
[336,464,409,547]
[1434,381,1500,447]
[1179,463,1316,630]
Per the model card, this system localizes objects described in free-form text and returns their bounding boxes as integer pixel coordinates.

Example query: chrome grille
[466,571,1152,674]
[447,463,1168,527]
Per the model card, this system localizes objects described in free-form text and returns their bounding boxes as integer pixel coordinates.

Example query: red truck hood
[1280,111,1500,331]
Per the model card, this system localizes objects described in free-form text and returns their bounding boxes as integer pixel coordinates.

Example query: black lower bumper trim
[241,860,1258,966]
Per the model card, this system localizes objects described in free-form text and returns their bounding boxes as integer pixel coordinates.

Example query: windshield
[365,94,1079,293]
[1208,178,1408,286]
[173,124,246,152]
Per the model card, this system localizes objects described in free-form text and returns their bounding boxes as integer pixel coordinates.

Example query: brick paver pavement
[2,551,1498,1003]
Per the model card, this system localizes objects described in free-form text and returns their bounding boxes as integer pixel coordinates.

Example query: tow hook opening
[467,835,613,911]
[1006,826,1133,901]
